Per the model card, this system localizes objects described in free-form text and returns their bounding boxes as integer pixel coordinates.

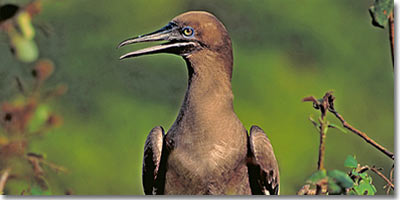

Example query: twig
[328,106,394,160]
[303,92,333,172]
[303,92,333,195]
[386,165,394,194]
[388,12,394,68]
[0,168,11,194]
[317,117,327,171]
[305,91,394,160]
[369,167,394,190]
[15,76,26,96]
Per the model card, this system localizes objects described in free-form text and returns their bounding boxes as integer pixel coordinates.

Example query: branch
[317,117,327,171]
[304,91,394,160]
[369,167,394,190]
[0,168,11,194]
[386,165,394,194]
[388,12,394,68]
[303,92,334,172]
[327,102,394,160]
[303,92,333,195]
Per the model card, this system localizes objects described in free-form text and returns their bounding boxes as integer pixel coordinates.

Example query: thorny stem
[0,168,11,194]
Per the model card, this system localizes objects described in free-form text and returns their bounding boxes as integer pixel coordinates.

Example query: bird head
[118,11,232,61]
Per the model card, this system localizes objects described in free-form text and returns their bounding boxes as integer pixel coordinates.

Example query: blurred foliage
[0,1,41,62]
[0,58,67,195]
[0,0,394,195]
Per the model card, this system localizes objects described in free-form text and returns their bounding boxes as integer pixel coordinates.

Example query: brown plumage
[118,11,279,195]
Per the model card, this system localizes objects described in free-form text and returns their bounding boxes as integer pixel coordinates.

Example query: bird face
[118,11,231,60]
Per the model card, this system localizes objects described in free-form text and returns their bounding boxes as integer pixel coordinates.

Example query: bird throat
[177,51,235,131]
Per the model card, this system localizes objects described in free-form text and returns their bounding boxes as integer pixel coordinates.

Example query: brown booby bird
[118,11,279,195]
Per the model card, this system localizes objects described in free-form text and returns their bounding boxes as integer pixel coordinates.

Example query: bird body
[118,11,279,195]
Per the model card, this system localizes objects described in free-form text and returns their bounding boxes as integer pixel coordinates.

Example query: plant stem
[370,167,394,189]
[318,118,327,171]
[0,168,11,195]
[388,12,394,68]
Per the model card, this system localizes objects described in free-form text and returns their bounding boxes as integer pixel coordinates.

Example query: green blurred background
[0,0,393,195]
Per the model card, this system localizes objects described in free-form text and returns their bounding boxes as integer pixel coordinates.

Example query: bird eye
[182,27,194,37]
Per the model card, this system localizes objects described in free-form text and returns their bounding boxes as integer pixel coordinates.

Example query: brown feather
[248,125,280,195]
[142,126,164,194]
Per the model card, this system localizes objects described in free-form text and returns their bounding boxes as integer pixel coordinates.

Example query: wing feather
[142,126,165,194]
[247,125,280,195]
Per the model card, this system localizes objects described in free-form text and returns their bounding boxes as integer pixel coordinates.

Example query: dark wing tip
[248,125,280,195]
[142,126,165,194]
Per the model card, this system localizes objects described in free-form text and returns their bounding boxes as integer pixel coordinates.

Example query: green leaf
[351,169,359,177]
[329,123,347,134]
[344,155,358,168]
[354,179,376,195]
[369,0,394,28]
[307,170,327,184]
[327,179,342,194]
[322,125,329,134]
[10,31,39,63]
[359,172,368,180]
[16,11,35,40]
[327,170,354,189]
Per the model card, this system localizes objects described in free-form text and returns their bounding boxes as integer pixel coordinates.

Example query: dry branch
[369,167,394,189]
[304,92,394,160]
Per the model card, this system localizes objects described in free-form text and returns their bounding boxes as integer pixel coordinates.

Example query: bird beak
[118,22,197,60]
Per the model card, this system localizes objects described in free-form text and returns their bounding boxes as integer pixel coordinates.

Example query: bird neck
[181,50,234,117]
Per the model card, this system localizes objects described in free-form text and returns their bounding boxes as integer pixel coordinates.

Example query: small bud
[16,11,35,40]
[46,114,63,128]
[25,1,42,17]
[33,59,54,81]
[9,29,39,63]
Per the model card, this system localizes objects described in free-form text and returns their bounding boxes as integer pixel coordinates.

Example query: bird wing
[142,126,165,195]
[247,125,280,195]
